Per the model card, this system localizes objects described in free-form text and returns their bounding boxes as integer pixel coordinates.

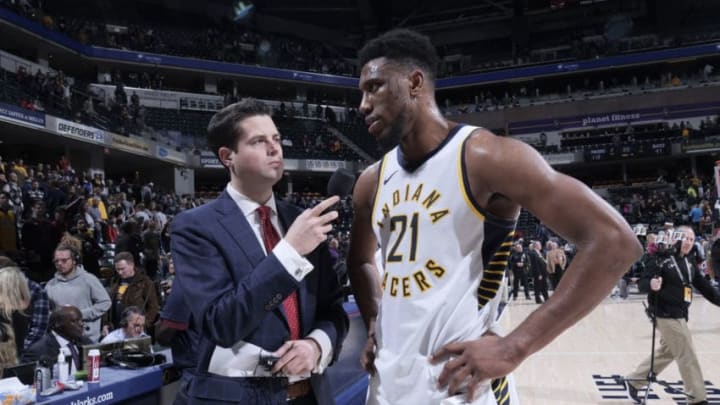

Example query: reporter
[171,99,348,404]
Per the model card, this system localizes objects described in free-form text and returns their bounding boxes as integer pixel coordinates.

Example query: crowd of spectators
[0,160,704,251]
[552,118,720,153]
[3,0,720,81]
[4,4,719,165]
[0,153,354,283]
[0,155,204,281]
[1,1,356,77]
[608,171,720,238]
[0,152,357,376]
[2,65,372,162]
[12,66,72,115]
[441,62,718,117]
[507,168,720,306]
[3,144,720,384]
[0,66,77,123]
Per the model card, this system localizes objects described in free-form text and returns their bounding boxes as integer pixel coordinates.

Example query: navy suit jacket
[171,191,349,404]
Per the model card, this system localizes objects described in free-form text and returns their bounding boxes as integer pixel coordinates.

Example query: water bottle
[57,351,69,384]
[51,360,59,386]
[34,358,51,398]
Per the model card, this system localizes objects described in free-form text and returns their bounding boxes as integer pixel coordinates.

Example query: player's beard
[377,109,405,154]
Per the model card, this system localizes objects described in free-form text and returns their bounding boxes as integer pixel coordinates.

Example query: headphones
[70,247,81,262]
[119,306,144,328]
[58,246,81,263]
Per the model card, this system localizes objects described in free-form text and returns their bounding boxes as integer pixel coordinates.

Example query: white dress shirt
[219,183,333,374]
[51,331,78,376]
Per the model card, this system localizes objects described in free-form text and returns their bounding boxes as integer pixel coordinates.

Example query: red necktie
[257,205,301,340]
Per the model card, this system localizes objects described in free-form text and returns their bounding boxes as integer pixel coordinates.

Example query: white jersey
[367,125,519,405]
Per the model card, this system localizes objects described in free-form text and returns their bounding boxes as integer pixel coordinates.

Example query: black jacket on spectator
[509,250,529,274]
[528,249,548,278]
[710,238,720,278]
[641,250,720,320]
[21,217,55,280]
[115,224,143,265]
[71,229,103,277]
[45,185,67,215]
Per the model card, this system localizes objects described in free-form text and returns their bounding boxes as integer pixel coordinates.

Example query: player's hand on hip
[430,334,519,402]
[360,333,377,376]
[273,339,320,376]
[285,196,340,256]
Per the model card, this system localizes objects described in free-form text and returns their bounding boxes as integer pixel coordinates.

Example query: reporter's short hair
[207,98,272,162]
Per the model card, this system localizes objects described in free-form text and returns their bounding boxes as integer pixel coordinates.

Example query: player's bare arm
[433,129,643,398]
[347,163,383,374]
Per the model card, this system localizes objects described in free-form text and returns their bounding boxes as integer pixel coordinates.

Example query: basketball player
[347,29,643,405]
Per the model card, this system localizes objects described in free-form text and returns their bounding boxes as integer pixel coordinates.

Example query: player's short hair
[358,29,439,81]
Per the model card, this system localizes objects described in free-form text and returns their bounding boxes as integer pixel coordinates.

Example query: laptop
[1,362,36,385]
[80,336,152,370]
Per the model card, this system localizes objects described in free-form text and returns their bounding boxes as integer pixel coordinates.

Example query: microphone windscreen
[327,168,356,198]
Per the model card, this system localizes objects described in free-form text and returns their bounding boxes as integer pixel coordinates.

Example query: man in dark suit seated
[23,305,92,374]
[171,99,349,404]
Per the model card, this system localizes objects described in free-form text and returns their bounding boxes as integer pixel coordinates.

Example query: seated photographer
[623,226,720,405]
[101,306,148,344]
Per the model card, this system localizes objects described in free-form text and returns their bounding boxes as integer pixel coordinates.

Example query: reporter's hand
[284,196,339,256]
[272,339,320,376]
[650,276,663,291]
[430,334,521,402]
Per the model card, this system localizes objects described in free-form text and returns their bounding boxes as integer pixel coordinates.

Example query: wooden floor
[500,293,720,404]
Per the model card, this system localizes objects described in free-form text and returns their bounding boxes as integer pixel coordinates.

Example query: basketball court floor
[502,294,720,404]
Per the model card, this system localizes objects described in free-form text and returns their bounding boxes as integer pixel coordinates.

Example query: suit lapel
[216,194,308,335]
[49,334,61,354]
[215,192,265,267]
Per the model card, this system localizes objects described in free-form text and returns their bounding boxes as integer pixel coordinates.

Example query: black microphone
[323,168,355,218]
[327,168,356,198]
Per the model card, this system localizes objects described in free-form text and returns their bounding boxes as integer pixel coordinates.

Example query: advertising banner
[56,118,105,144]
[111,134,151,156]
[156,145,187,165]
[0,102,45,127]
[199,151,223,169]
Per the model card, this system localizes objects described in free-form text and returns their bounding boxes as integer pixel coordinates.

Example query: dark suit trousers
[174,373,317,405]
[511,269,531,299]
[534,274,549,302]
